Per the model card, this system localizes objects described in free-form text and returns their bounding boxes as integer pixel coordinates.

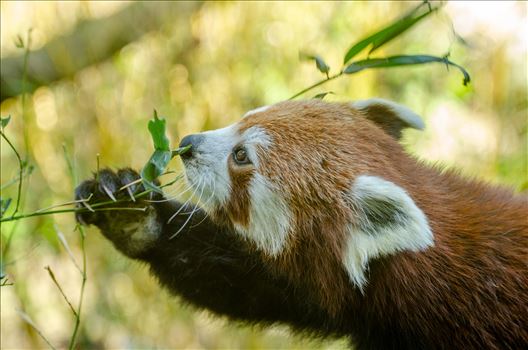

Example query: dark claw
[97,169,120,201]
[75,179,97,224]
[74,168,150,228]
[117,168,144,193]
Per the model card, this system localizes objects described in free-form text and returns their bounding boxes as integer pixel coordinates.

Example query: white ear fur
[351,98,425,138]
[243,105,270,118]
[343,175,434,291]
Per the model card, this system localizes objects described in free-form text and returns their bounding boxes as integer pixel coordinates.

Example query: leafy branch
[290,0,470,100]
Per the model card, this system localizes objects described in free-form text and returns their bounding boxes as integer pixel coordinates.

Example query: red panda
[76,98,528,349]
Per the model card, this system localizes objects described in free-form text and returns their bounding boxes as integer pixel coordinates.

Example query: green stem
[0,206,147,223]
[68,224,87,350]
[1,130,23,217]
[0,176,184,224]
[288,71,343,100]
[0,165,33,190]
[3,30,33,259]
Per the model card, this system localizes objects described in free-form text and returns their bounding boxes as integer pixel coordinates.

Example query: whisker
[166,178,203,224]
[169,208,197,239]
[189,178,216,228]
[145,181,190,203]
[166,200,192,224]
[189,210,210,229]
[169,181,206,239]
[190,179,216,228]
[196,179,216,211]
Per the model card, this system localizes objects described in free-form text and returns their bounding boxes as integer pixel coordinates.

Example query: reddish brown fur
[225,156,253,227]
[231,100,528,346]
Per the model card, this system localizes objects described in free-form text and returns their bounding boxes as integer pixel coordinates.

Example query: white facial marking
[183,124,238,208]
[181,121,275,241]
[235,173,291,256]
[352,98,425,130]
[343,175,434,291]
[243,105,270,118]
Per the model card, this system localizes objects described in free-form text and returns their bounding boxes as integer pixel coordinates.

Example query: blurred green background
[1,1,526,349]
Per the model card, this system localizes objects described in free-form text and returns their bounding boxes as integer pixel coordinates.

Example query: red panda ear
[343,175,434,290]
[351,98,425,140]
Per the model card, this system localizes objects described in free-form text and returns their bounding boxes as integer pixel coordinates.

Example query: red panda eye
[233,148,250,165]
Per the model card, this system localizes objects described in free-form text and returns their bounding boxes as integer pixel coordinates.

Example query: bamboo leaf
[1,115,10,128]
[1,198,12,217]
[300,53,330,75]
[368,8,437,55]
[141,111,192,193]
[14,35,24,49]
[344,54,471,85]
[343,1,437,64]
[148,110,170,151]
[314,56,330,74]
[313,92,334,100]
[141,110,172,193]
[141,150,171,193]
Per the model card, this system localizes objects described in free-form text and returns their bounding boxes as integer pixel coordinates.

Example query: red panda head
[180,99,433,307]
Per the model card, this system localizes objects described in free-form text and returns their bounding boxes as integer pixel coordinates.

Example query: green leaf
[141,150,172,193]
[1,116,11,129]
[343,1,438,64]
[14,35,24,48]
[148,110,170,151]
[141,110,172,193]
[314,56,330,74]
[300,53,330,75]
[313,92,334,100]
[344,55,471,86]
[1,198,12,217]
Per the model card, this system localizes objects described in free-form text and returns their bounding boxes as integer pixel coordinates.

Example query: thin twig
[0,206,147,223]
[119,178,142,191]
[0,171,180,223]
[288,72,343,100]
[45,266,78,318]
[55,226,82,274]
[62,144,77,186]
[61,145,87,350]
[35,195,93,213]
[1,276,13,286]
[16,309,57,350]
[0,130,24,217]
[0,165,33,190]
[2,30,33,259]
[68,224,87,350]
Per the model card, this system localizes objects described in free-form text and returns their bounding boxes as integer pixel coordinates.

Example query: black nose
[178,134,204,159]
